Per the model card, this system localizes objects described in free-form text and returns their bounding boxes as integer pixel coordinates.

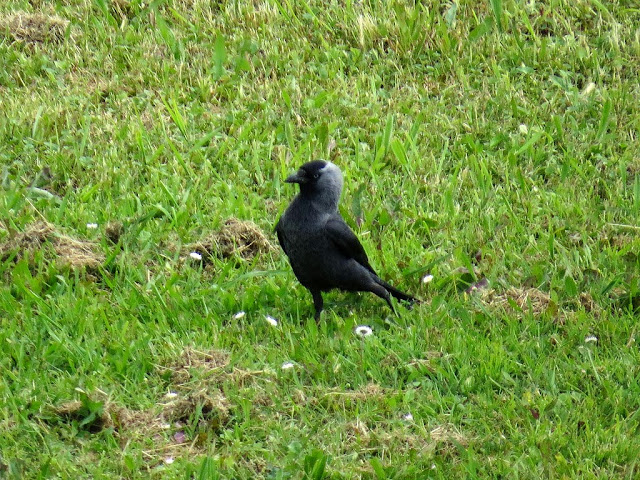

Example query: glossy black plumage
[275,160,416,320]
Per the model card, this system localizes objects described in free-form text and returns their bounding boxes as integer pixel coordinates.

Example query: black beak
[285,170,307,184]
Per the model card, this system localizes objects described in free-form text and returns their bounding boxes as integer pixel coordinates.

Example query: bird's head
[285,160,344,208]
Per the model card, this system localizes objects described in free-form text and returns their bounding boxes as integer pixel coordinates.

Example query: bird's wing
[325,215,376,274]
[275,219,289,256]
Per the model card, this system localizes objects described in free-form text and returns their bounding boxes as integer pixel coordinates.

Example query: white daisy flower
[354,325,373,337]
[422,274,434,284]
[585,335,598,343]
[519,124,528,135]
[281,361,295,370]
[86,223,98,229]
[265,315,278,327]
[164,457,175,465]
[189,252,203,261]
[402,412,414,421]
[165,391,178,399]
[233,311,246,320]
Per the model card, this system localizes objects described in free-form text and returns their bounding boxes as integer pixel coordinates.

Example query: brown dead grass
[110,0,138,20]
[323,382,385,401]
[481,286,607,319]
[161,389,230,431]
[368,423,467,453]
[162,347,231,384]
[105,221,124,244]
[342,420,468,475]
[51,385,231,466]
[53,400,113,434]
[157,346,276,391]
[579,292,602,315]
[0,221,104,273]
[186,218,275,263]
[481,287,555,317]
[49,347,469,470]
[0,12,69,44]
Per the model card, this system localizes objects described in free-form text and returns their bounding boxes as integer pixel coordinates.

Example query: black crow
[275,160,417,320]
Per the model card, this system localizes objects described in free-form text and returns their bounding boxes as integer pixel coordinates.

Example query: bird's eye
[313,173,320,179]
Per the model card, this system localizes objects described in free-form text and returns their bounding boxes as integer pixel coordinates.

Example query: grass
[1,0,639,478]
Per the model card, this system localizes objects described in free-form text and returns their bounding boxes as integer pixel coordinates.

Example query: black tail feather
[376,278,418,305]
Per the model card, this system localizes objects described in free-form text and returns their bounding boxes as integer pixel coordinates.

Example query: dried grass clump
[322,383,386,406]
[162,347,230,384]
[323,382,385,400]
[162,389,230,431]
[344,421,468,470]
[187,218,275,263]
[0,221,104,272]
[50,386,230,464]
[105,221,124,244]
[0,221,104,270]
[369,423,467,456]
[482,287,554,317]
[0,12,69,44]
[428,424,468,446]
[579,292,602,315]
[111,0,138,20]
[53,400,114,433]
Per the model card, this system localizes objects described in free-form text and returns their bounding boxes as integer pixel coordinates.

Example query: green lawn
[1,0,639,478]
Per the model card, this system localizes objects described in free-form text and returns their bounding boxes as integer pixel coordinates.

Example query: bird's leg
[369,284,398,316]
[311,290,324,321]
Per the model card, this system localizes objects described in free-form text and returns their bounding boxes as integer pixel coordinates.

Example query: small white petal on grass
[164,457,175,465]
[189,252,203,261]
[160,423,171,429]
[519,124,528,135]
[281,362,295,370]
[86,223,98,229]
[265,315,278,327]
[402,412,414,422]
[422,274,434,284]
[585,335,598,343]
[582,82,596,96]
[354,325,373,337]
[233,311,246,320]
[165,391,178,399]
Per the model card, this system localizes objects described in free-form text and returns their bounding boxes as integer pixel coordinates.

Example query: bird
[275,159,417,320]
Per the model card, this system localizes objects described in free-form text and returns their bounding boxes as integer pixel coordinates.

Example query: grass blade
[596,98,612,140]
[490,0,503,33]
[213,34,226,80]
